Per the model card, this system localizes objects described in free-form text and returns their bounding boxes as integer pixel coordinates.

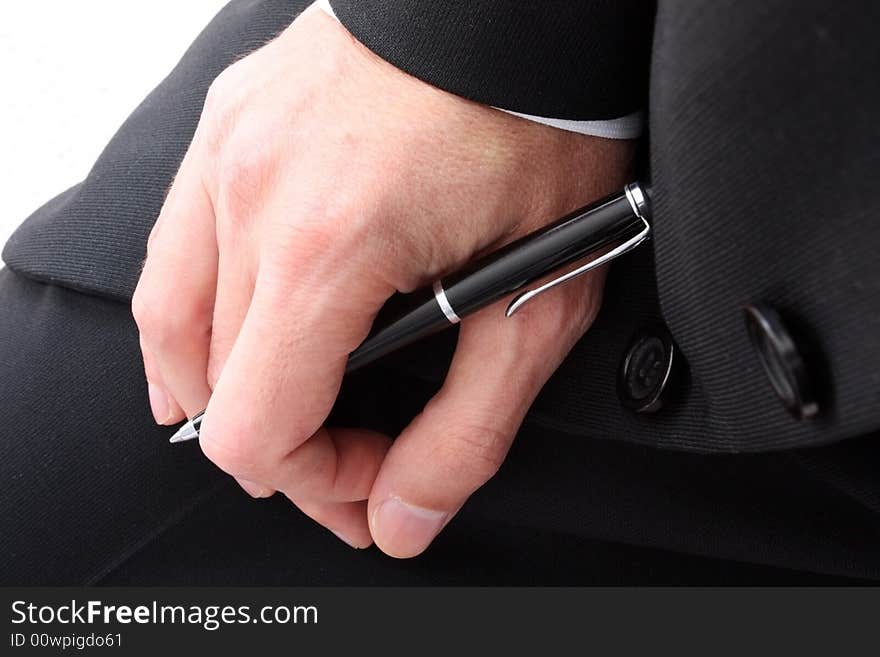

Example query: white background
[0,1,229,251]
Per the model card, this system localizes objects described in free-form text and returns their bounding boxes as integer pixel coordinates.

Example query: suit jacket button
[618,325,681,414]
[743,303,818,419]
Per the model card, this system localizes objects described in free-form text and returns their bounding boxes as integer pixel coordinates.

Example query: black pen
[169,182,651,443]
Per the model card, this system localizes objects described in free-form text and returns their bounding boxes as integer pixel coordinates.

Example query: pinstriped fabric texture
[648,0,880,450]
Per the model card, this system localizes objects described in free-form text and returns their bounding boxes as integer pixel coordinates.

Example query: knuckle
[131,283,165,338]
[434,421,510,485]
[203,73,229,114]
[538,267,603,322]
[131,280,210,351]
[204,65,242,117]
[145,221,161,258]
[280,191,411,294]
[205,355,224,391]
[258,219,345,294]
[216,140,278,220]
[577,279,605,329]
[561,275,604,336]
[201,71,246,155]
[512,275,603,347]
[291,216,346,258]
[198,418,263,478]
[286,450,335,499]
[323,190,423,288]
[130,285,151,329]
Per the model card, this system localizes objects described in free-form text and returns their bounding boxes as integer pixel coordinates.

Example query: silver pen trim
[433,280,461,324]
[505,183,651,317]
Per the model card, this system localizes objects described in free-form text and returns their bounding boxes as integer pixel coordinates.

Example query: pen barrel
[345,286,450,373]
[442,192,641,316]
[345,186,647,373]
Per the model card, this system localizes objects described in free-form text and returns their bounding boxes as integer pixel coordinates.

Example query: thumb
[367,271,604,558]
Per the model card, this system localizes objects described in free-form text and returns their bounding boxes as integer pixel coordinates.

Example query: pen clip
[505,183,651,317]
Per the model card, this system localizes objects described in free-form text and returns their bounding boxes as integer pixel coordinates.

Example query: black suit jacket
[4,0,878,458]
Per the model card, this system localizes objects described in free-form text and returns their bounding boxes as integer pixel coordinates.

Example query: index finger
[196,236,394,499]
[132,143,218,419]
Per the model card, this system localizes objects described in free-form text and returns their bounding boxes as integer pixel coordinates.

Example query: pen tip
[169,421,199,444]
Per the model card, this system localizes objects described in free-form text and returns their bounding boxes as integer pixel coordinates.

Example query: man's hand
[132,5,633,556]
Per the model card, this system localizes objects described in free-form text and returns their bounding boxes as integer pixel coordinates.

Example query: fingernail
[372,497,448,557]
[331,529,368,550]
[237,479,271,499]
[147,381,171,425]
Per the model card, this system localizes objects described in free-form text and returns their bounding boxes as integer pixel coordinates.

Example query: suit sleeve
[324,0,654,123]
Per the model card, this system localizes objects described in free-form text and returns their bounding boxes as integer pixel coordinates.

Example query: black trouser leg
[0,267,865,584]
